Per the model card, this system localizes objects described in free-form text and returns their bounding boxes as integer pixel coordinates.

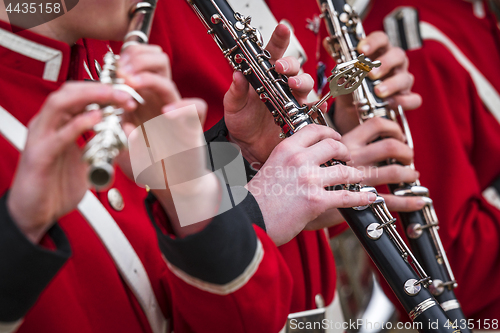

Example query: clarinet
[317,0,469,329]
[186,0,457,331]
[83,1,157,190]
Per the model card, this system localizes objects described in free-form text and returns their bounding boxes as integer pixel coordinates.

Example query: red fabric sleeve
[328,222,349,239]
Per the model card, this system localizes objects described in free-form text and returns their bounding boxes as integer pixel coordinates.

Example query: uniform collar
[0,20,71,83]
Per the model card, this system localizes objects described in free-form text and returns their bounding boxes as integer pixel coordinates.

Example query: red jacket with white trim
[0,20,293,332]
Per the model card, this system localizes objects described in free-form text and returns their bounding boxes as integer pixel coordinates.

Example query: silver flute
[83,1,157,190]
[317,0,468,329]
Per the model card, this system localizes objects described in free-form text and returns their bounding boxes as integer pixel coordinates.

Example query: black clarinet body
[341,206,456,331]
[317,0,468,329]
[189,0,315,138]
[187,0,458,331]
[391,204,467,324]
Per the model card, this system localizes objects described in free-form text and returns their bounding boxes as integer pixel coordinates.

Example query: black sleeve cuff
[204,117,230,143]
[203,118,265,228]
[0,192,71,322]
[204,118,258,182]
[146,192,259,285]
[229,186,265,231]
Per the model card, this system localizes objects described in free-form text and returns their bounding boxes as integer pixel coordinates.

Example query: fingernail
[289,77,301,87]
[163,104,177,114]
[120,54,129,64]
[322,101,329,112]
[113,89,130,101]
[85,109,102,125]
[87,109,101,119]
[416,198,426,208]
[368,193,377,202]
[126,99,137,110]
[277,60,289,72]
[376,84,387,97]
[370,68,380,79]
[129,75,142,86]
[360,43,370,54]
[121,64,133,74]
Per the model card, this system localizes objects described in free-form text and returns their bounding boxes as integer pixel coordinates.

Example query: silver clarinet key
[328,54,381,98]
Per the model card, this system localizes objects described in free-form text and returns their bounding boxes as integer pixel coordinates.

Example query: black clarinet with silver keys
[317,0,468,330]
[186,0,458,332]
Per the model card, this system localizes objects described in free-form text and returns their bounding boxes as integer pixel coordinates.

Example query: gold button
[108,188,124,211]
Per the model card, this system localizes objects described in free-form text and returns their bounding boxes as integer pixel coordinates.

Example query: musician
[0,0,375,331]
[149,0,423,327]
[337,0,500,321]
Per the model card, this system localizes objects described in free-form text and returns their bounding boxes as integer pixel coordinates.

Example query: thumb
[223,71,250,115]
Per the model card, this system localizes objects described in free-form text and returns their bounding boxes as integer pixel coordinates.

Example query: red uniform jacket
[0,20,294,332]
[149,0,342,313]
[362,0,500,320]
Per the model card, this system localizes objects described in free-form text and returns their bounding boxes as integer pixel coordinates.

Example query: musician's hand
[115,44,207,184]
[334,31,422,134]
[147,100,223,239]
[246,125,376,246]
[118,44,183,126]
[7,82,136,244]
[303,208,345,231]
[224,24,326,165]
[341,117,426,212]
[117,45,217,238]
